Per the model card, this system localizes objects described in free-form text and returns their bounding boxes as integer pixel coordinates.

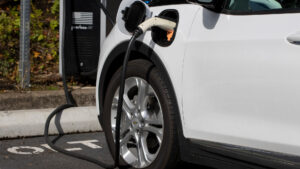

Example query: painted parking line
[7,146,45,155]
[6,139,102,155]
[0,133,115,169]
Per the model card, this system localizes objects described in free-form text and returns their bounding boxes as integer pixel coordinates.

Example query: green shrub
[0,5,20,79]
[0,0,60,83]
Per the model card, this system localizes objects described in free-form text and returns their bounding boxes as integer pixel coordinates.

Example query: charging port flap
[151,9,179,47]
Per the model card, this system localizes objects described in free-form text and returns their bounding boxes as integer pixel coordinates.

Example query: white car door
[182,0,300,156]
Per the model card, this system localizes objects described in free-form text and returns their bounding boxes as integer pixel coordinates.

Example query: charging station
[59,0,121,79]
[50,1,179,168]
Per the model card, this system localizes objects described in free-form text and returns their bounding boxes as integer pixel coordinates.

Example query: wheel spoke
[136,133,147,167]
[115,95,134,120]
[137,79,148,110]
[120,114,131,135]
[143,125,163,145]
[141,132,156,162]
[112,95,132,133]
[120,131,134,146]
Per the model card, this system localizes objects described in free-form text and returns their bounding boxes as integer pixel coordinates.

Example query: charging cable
[44,13,176,169]
[114,17,177,166]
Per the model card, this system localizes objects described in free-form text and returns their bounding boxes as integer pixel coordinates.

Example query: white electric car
[96,0,300,168]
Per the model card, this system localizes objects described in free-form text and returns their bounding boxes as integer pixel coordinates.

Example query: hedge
[0,0,60,85]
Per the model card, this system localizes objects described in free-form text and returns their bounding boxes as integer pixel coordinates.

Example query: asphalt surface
[0,132,212,169]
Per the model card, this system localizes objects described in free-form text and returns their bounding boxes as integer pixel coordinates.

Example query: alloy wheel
[110,77,164,168]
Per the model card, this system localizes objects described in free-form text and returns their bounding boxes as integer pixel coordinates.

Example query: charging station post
[19,0,31,88]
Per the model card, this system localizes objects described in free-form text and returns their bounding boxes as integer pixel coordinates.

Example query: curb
[0,106,102,139]
[0,87,96,111]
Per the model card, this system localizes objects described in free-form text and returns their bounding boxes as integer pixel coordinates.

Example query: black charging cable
[44,1,143,166]
[114,29,143,167]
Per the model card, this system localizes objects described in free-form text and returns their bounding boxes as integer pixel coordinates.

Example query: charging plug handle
[138,17,177,33]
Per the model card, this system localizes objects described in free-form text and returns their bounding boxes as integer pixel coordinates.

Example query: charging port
[151,9,179,47]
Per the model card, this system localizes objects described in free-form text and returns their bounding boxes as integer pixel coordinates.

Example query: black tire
[102,59,180,169]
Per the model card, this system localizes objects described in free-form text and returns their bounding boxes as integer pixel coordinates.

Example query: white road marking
[66,148,82,151]
[7,146,44,155]
[67,140,102,149]
[40,144,57,152]
[6,139,102,155]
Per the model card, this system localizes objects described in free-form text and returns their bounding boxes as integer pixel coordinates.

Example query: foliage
[0,4,20,80]
[0,0,60,83]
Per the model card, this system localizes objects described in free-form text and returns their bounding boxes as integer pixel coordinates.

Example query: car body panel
[183,6,300,157]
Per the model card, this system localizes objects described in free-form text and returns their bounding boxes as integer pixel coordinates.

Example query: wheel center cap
[132,120,139,126]
[132,117,143,130]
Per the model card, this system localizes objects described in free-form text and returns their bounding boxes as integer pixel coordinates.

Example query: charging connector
[138,17,177,33]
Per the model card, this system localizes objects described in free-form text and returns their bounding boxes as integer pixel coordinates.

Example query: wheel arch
[98,41,181,127]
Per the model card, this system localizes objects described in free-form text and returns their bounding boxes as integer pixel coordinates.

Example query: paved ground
[0,132,212,169]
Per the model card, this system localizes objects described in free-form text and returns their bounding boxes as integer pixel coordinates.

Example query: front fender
[96,4,200,138]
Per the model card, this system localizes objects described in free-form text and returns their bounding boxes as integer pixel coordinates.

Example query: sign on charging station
[59,0,121,79]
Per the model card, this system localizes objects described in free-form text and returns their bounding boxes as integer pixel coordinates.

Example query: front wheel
[102,59,180,169]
